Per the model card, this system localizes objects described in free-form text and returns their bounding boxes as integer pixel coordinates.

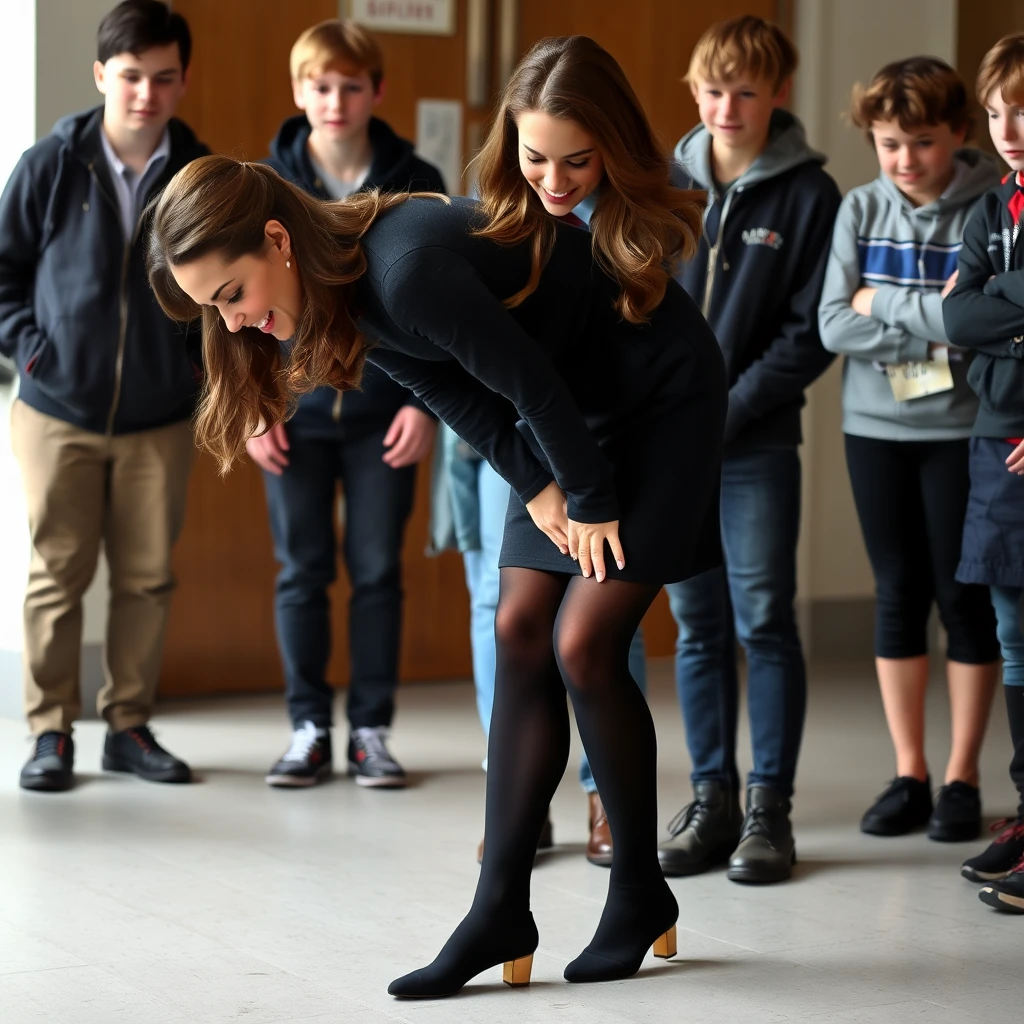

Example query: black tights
[480,567,664,907]
[388,567,675,994]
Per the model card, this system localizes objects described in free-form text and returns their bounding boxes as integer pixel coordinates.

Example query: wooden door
[162,0,477,696]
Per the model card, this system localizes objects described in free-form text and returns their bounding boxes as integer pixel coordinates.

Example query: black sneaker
[348,727,406,788]
[860,776,933,836]
[102,725,191,783]
[20,731,74,791]
[928,781,982,842]
[962,816,1024,882]
[979,858,1024,913]
[265,722,333,788]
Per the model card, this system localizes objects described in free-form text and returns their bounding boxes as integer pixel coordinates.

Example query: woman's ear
[264,219,293,261]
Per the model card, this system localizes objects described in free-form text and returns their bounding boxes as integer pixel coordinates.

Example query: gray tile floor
[1,658,1022,1023]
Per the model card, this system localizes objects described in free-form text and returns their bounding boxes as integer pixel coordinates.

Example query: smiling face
[691,75,787,154]
[984,89,1024,173]
[871,119,963,206]
[516,110,605,216]
[168,221,304,341]
[293,67,381,143]
[93,43,187,137]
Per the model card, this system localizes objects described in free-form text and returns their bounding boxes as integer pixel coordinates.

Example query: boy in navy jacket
[0,1,208,792]
[660,15,841,884]
[253,20,443,790]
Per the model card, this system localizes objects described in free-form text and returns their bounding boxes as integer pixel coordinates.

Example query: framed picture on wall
[344,0,457,36]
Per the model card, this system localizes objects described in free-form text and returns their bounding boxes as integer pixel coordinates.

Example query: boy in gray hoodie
[819,57,1001,843]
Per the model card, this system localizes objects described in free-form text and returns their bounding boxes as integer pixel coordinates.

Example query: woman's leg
[389,567,570,997]
[553,576,677,982]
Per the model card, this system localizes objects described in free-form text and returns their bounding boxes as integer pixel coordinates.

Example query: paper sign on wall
[346,0,456,35]
[416,99,463,195]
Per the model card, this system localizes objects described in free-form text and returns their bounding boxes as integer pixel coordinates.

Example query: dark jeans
[844,434,998,663]
[262,425,416,731]
[665,446,806,797]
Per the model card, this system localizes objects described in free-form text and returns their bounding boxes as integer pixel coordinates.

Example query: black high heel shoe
[563,881,678,983]
[388,911,539,998]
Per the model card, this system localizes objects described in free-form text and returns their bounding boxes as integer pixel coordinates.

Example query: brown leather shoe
[477,815,555,864]
[587,792,613,867]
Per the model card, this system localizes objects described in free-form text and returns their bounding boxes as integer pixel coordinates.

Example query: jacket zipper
[87,160,134,437]
[701,188,737,320]
[332,389,343,421]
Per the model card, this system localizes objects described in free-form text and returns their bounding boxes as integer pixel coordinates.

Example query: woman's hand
[245,421,290,475]
[526,481,569,555]
[851,287,877,317]
[570,520,625,583]
[1007,438,1024,475]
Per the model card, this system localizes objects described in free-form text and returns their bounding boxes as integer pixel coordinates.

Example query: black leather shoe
[928,781,981,842]
[727,785,796,884]
[861,776,933,836]
[102,725,191,783]
[658,780,743,876]
[20,731,74,791]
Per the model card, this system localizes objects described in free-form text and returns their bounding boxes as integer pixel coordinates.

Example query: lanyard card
[886,346,954,402]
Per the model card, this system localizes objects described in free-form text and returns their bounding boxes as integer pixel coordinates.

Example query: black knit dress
[358,195,725,584]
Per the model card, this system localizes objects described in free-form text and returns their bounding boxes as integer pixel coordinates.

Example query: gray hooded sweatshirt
[818,149,1001,440]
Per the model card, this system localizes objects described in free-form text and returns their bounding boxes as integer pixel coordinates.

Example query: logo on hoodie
[741,227,784,250]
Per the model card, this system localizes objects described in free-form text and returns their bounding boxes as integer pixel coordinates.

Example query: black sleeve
[398,160,447,418]
[0,151,47,361]
[943,201,1024,357]
[381,246,619,523]
[726,177,841,441]
[367,345,552,503]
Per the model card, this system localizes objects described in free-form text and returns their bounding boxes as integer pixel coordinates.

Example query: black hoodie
[942,175,1024,437]
[267,115,445,436]
[673,110,841,452]
[0,106,209,434]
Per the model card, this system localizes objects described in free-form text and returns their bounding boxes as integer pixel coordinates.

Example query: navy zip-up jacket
[943,175,1024,437]
[0,106,209,434]
[266,115,445,437]
[673,110,842,450]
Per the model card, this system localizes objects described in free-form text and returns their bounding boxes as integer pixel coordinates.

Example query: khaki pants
[11,400,194,734]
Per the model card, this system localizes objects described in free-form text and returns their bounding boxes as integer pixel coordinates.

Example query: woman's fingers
[569,521,624,581]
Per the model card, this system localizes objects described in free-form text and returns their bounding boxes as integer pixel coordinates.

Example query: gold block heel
[652,925,677,959]
[503,953,534,986]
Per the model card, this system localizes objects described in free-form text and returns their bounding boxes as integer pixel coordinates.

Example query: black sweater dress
[357,196,726,584]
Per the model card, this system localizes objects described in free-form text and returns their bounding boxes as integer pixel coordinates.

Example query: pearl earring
[286,259,291,269]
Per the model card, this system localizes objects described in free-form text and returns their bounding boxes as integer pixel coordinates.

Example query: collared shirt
[99,126,171,240]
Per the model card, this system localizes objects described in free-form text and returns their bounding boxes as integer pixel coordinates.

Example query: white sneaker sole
[348,762,406,788]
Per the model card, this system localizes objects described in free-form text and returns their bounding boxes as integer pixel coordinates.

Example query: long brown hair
[147,155,420,471]
[474,35,703,323]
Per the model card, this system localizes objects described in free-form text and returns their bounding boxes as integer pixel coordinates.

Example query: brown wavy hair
[474,35,703,323]
[850,57,973,141]
[146,155,425,471]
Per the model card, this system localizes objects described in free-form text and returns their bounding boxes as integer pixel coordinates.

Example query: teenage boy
[254,20,443,789]
[0,0,208,791]
[943,31,1024,915]
[660,15,841,884]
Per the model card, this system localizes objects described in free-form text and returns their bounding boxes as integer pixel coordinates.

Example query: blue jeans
[458,457,647,788]
[991,586,1024,687]
[262,425,416,730]
[665,446,806,797]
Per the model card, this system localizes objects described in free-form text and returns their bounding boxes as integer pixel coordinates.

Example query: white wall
[792,0,958,603]
[0,0,116,667]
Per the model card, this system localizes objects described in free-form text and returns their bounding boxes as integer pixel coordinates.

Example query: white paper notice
[416,99,463,196]
[346,0,455,36]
